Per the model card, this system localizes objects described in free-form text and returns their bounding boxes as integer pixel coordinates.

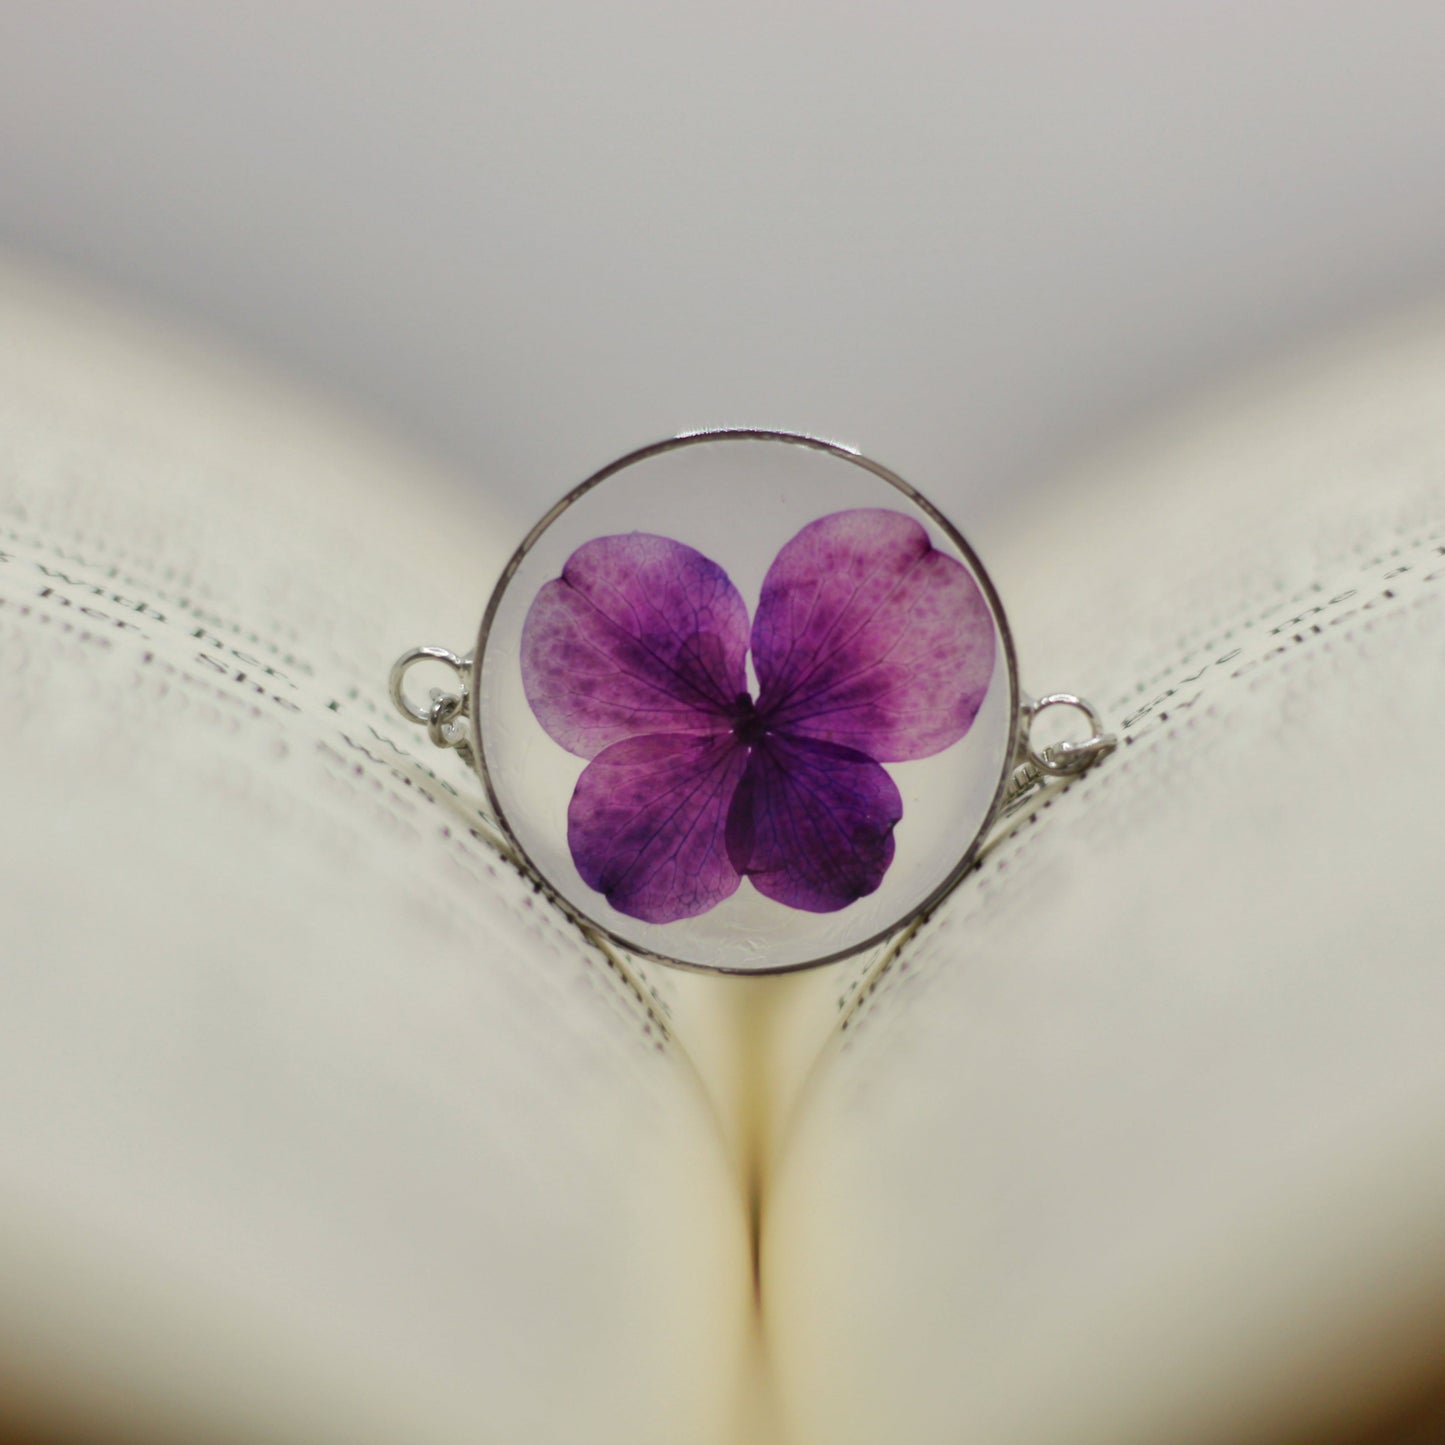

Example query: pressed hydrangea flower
[520,509,995,923]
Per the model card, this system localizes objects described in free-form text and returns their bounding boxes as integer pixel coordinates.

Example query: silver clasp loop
[389,645,474,765]
[1022,693,1116,777]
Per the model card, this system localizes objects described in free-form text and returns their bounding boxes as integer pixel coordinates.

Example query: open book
[1,258,1442,1445]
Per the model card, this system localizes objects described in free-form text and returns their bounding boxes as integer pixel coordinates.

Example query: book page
[762,306,1445,1445]
[0,260,754,1445]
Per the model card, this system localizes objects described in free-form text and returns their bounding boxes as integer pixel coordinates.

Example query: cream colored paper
[763,309,1445,1445]
[6,257,1445,1445]
[0,263,753,1445]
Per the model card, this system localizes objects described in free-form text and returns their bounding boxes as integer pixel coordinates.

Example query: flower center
[731,693,769,747]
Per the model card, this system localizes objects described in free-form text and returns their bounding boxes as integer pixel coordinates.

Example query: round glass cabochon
[474,431,1018,973]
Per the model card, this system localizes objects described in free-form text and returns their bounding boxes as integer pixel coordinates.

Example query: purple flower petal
[751,509,995,761]
[725,734,902,913]
[522,533,750,759]
[568,732,750,923]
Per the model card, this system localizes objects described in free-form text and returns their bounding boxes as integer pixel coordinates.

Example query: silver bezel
[470,428,1022,976]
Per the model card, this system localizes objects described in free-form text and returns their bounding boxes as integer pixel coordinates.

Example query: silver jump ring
[427,692,467,751]
[1025,693,1116,777]
[389,646,470,726]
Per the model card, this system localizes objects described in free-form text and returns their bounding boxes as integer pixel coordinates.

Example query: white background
[4,3,1445,528]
